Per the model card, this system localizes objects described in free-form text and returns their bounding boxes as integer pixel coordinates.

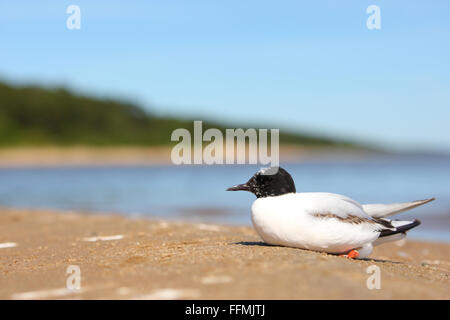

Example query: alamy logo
[171,121,279,172]
[66,5,81,30]
[366,5,381,30]
[66,265,81,290]
[366,265,381,290]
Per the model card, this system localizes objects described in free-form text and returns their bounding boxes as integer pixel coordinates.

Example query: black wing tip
[415,198,436,203]
[379,219,421,238]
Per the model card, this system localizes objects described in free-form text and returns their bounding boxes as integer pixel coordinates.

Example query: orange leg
[339,249,359,259]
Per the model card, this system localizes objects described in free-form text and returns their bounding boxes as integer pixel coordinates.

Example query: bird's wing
[362,198,435,218]
[293,193,421,248]
[299,193,394,232]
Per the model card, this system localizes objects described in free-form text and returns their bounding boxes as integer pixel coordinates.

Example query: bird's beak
[226,183,250,192]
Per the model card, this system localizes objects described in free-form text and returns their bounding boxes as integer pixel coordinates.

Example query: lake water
[0,154,449,242]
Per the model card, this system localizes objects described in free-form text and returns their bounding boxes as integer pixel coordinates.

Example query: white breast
[250,193,380,254]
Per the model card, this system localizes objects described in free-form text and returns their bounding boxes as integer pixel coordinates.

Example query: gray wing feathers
[363,198,435,218]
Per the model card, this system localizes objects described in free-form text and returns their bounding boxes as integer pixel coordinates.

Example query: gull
[227,167,434,259]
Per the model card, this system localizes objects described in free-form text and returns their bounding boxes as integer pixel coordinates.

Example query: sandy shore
[0,146,374,168]
[0,147,172,167]
[0,208,448,300]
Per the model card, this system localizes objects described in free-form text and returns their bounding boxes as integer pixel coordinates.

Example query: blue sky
[1,1,449,151]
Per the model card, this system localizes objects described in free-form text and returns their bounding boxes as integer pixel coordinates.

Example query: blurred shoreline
[1,150,448,243]
[0,145,379,168]
[0,208,448,299]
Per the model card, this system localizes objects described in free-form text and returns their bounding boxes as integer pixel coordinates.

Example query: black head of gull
[226,167,296,198]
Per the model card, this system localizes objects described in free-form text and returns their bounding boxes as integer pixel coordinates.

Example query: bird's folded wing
[303,194,390,231]
[362,198,435,218]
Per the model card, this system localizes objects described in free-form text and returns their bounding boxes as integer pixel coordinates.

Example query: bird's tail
[373,219,421,246]
[373,232,406,246]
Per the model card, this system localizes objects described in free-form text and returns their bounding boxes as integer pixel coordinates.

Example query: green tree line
[0,81,357,147]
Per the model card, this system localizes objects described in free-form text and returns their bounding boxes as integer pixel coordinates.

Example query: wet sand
[0,208,448,300]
